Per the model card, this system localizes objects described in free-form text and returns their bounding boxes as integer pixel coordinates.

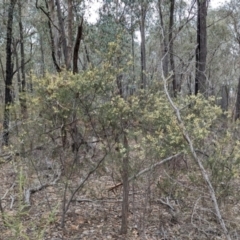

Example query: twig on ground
[157,198,175,211]
[1,183,15,200]
[24,171,61,206]
[10,195,15,209]
[73,198,123,203]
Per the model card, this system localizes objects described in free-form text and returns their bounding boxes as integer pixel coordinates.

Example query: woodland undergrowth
[1,48,240,239]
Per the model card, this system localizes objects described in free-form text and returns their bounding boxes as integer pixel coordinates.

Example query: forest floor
[0,148,239,240]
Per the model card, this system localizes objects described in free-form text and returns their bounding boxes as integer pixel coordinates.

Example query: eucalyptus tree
[206,6,234,108]
[195,0,208,95]
[35,0,61,72]
[17,0,27,117]
[224,0,240,119]
[156,0,196,95]
[157,0,176,94]
[3,0,17,146]
[129,0,153,89]
[35,0,84,73]
[139,0,148,88]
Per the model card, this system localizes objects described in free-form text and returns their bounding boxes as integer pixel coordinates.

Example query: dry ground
[0,147,240,240]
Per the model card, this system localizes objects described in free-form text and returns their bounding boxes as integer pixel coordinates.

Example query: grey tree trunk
[36,0,61,72]
[195,0,207,95]
[67,0,73,69]
[158,0,168,78]
[73,19,83,74]
[56,0,69,69]
[235,77,240,120]
[39,33,45,76]
[120,133,129,234]
[140,1,147,89]
[221,85,229,112]
[18,0,27,118]
[3,0,17,146]
[169,0,176,97]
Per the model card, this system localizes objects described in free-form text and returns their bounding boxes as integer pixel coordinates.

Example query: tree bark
[158,0,168,78]
[140,1,147,89]
[39,33,45,76]
[18,0,27,118]
[235,77,240,120]
[73,19,83,74]
[3,0,17,146]
[67,0,73,69]
[221,84,229,112]
[56,0,69,69]
[39,0,61,72]
[169,0,177,97]
[120,133,129,234]
[195,0,208,95]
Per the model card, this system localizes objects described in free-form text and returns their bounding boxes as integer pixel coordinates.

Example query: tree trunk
[120,133,129,234]
[169,0,176,97]
[39,33,45,77]
[140,1,147,89]
[116,61,130,234]
[42,0,61,72]
[158,0,168,78]
[235,77,240,120]
[56,0,69,69]
[195,0,207,95]
[67,0,73,69]
[131,4,135,86]
[73,19,83,74]
[15,41,21,95]
[3,0,17,146]
[221,85,229,112]
[18,0,27,118]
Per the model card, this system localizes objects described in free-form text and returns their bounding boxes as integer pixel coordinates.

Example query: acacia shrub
[9,44,240,235]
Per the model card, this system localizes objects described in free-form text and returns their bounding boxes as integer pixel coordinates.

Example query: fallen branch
[108,182,123,193]
[10,195,15,210]
[1,183,15,200]
[73,198,123,203]
[129,153,181,181]
[156,198,175,211]
[24,171,61,206]
[108,153,181,192]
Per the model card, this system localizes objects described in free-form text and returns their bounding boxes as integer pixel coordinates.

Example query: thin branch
[12,58,31,77]
[130,153,181,181]
[108,153,181,192]
[35,0,60,32]
[157,198,175,211]
[161,61,231,240]
[63,151,108,215]
[207,12,232,28]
